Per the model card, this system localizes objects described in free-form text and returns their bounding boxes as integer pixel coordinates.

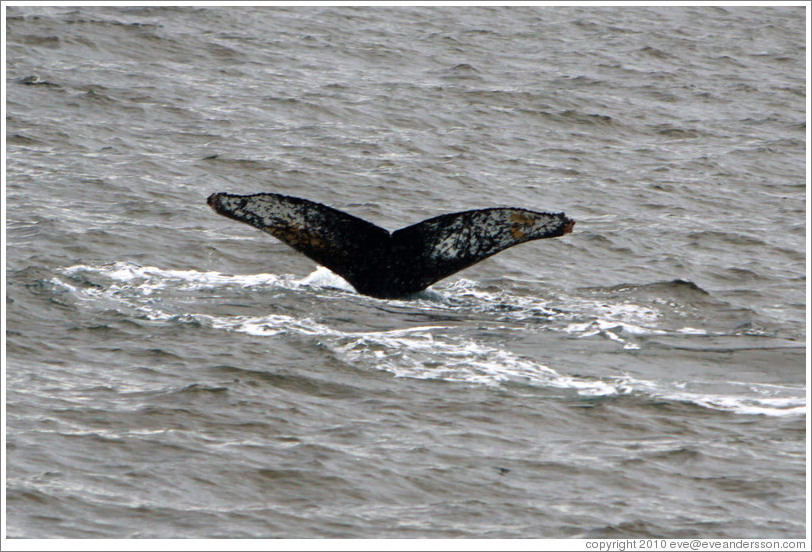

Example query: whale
[207,192,574,299]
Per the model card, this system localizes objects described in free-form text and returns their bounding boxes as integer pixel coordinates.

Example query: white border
[2,1,809,550]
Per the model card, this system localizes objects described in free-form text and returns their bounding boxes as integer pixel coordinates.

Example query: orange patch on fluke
[509,212,536,225]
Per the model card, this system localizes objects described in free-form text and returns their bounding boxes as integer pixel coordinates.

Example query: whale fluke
[207,192,574,299]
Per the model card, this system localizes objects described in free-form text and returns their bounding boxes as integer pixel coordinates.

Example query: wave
[48,262,806,417]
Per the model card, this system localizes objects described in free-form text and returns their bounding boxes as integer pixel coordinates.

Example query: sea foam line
[51,262,806,417]
[175,309,810,415]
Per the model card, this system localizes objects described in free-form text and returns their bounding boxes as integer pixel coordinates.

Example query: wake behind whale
[207,192,574,299]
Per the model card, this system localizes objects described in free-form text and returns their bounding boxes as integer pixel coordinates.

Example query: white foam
[423,278,555,315]
[204,313,333,337]
[329,329,580,389]
[297,265,355,292]
[677,327,709,335]
[431,281,669,352]
[50,262,806,417]
[58,261,355,296]
[658,391,806,417]
[563,318,666,338]
[561,317,667,350]
[63,262,286,289]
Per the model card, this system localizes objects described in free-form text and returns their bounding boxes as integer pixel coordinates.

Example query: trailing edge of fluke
[207,192,574,299]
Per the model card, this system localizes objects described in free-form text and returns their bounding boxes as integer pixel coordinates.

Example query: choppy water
[5,5,807,539]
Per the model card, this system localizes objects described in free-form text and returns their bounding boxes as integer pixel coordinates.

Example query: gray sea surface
[4,5,807,539]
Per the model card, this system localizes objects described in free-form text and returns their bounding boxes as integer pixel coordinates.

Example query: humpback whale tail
[207,192,574,299]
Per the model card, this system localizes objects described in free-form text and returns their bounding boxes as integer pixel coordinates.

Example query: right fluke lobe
[207,192,573,299]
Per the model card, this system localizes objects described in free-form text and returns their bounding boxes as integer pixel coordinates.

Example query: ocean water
[4,5,807,539]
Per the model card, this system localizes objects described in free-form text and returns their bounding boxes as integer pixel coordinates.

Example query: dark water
[5,6,806,538]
